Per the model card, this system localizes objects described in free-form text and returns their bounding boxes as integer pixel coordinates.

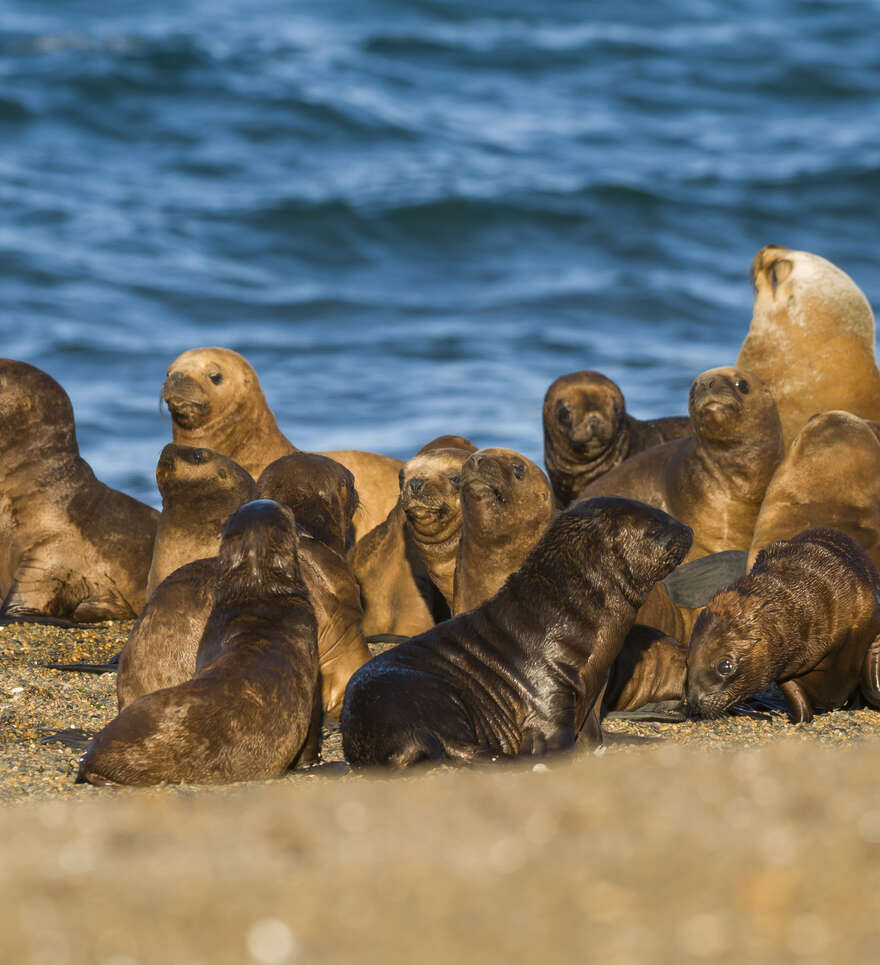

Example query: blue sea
[2,0,878,506]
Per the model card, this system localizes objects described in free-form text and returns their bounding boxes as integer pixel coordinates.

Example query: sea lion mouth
[402,501,447,523]
[461,477,504,502]
[165,398,210,429]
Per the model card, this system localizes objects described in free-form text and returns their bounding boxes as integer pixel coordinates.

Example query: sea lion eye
[735,379,749,394]
[192,449,206,464]
[512,463,525,480]
[556,401,572,427]
[448,474,461,489]
[398,469,405,491]
[717,659,734,677]
[208,372,223,385]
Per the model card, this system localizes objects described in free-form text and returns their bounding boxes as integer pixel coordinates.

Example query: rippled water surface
[2,0,878,503]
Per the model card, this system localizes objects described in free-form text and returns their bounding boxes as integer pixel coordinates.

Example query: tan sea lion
[749,411,880,571]
[146,444,256,598]
[603,625,688,714]
[453,448,555,614]
[579,367,784,561]
[417,435,477,455]
[78,500,321,786]
[543,370,691,506]
[687,528,880,723]
[737,246,880,446]
[162,347,401,539]
[0,359,158,623]
[341,497,693,766]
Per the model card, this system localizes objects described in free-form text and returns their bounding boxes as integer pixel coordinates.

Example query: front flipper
[519,720,577,757]
[859,633,880,708]
[779,679,814,723]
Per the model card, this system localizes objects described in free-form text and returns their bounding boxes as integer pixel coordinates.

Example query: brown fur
[342,498,693,766]
[737,246,880,447]
[453,448,555,614]
[687,528,880,722]
[603,625,688,713]
[544,370,690,506]
[0,359,158,622]
[78,500,321,786]
[579,367,784,561]
[417,435,477,455]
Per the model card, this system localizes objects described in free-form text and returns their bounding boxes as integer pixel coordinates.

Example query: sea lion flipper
[778,679,813,723]
[661,550,749,608]
[859,634,880,708]
[294,681,324,768]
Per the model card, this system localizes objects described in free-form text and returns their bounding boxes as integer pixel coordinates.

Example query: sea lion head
[543,371,626,460]
[215,498,303,603]
[417,435,477,455]
[399,448,470,542]
[460,448,553,537]
[685,594,773,718]
[688,366,781,445]
[0,359,77,454]
[750,246,875,351]
[163,347,266,433]
[155,443,256,508]
[256,452,358,554]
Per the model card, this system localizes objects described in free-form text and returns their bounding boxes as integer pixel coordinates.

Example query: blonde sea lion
[737,246,880,446]
[0,359,158,623]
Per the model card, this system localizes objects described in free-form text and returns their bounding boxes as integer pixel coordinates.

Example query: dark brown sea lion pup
[737,246,880,446]
[686,528,880,724]
[579,367,784,561]
[77,500,321,786]
[342,497,693,767]
[146,444,256,598]
[453,448,555,614]
[0,359,158,623]
[162,347,401,539]
[749,411,880,571]
[543,370,690,506]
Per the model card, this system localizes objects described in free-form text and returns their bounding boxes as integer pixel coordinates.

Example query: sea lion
[341,497,693,767]
[579,367,784,561]
[417,435,477,455]
[146,444,256,598]
[543,370,691,506]
[162,347,401,539]
[453,448,555,614]
[77,500,321,786]
[749,411,880,571]
[686,528,880,723]
[119,454,370,717]
[737,246,880,446]
[400,448,472,611]
[602,625,687,715]
[0,359,158,623]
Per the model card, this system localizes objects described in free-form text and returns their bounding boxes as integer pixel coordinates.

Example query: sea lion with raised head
[146,444,256,598]
[579,367,784,561]
[0,359,158,623]
[749,410,880,571]
[737,246,880,446]
[544,370,691,506]
[341,497,693,767]
[686,528,880,723]
[162,347,402,539]
[78,500,321,786]
[453,448,555,614]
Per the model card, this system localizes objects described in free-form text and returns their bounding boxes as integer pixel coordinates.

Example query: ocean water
[1,0,878,506]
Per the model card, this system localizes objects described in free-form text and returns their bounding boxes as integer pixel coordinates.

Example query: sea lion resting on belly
[77,500,321,786]
[0,359,158,623]
[686,527,880,723]
[342,497,693,767]
[162,346,401,539]
[543,370,690,506]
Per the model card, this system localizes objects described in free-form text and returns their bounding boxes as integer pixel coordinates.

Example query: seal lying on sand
[543,370,690,506]
[686,528,880,723]
[737,246,880,447]
[580,367,783,561]
[77,500,321,786]
[453,448,555,614]
[0,359,158,623]
[341,497,693,767]
[162,347,401,539]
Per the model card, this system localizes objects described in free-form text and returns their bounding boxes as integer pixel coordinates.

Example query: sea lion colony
[0,245,878,785]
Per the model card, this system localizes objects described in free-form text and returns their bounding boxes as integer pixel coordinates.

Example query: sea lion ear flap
[769,258,793,294]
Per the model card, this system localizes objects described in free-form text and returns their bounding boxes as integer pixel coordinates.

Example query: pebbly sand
[2,621,880,963]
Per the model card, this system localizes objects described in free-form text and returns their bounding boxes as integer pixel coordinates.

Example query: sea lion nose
[408,477,425,496]
[166,371,186,387]
[469,453,485,469]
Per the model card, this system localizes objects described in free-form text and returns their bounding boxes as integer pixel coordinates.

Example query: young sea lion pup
[0,359,158,623]
[544,370,690,506]
[737,246,880,446]
[342,497,693,767]
[78,500,321,786]
[686,528,880,724]
[146,443,256,598]
[162,346,402,539]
